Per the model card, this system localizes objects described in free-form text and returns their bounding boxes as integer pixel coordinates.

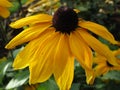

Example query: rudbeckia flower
[5,6,119,89]
[94,49,120,77]
[0,0,12,18]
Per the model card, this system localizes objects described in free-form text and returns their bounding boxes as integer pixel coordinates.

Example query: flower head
[93,49,120,77]
[52,6,78,34]
[0,0,13,18]
[5,6,119,89]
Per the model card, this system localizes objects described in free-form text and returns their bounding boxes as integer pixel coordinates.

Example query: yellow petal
[79,21,118,44]
[0,0,13,7]
[94,64,108,77]
[93,56,106,64]
[78,29,118,66]
[55,56,74,90]
[0,6,10,18]
[5,23,52,49]
[113,49,120,57]
[111,66,120,70]
[10,14,52,28]
[69,30,93,70]
[73,9,80,13]
[85,69,95,85]
[53,34,72,79]
[29,32,60,84]
[13,27,55,70]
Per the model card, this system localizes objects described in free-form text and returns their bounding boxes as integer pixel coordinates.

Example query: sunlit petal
[93,54,106,64]
[0,0,13,7]
[113,49,120,57]
[13,28,55,69]
[94,51,120,76]
[85,69,95,85]
[78,29,118,66]
[5,23,52,49]
[69,30,93,70]
[55,56,74,90]
[111,66,120,70]
[0,6,10,18]
[54,34,72,79]
[94,64,108,77]
[10,14,52,28]
[29,32,60,84]
[79,21,118,44]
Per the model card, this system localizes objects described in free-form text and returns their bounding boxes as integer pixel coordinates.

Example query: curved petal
[13,28,55,69]
[0,6,10,18]
[5,23,52,49]
[53,34,72,79]
[78,29,118,66]
[94,64,108,77]
[10,14,52,28]
[69,30,94,85]
[69,30,93,70]
[93,57,106,64]
[0,0,13,7]
[29,32,60,84]
[85,69,95,85]
[55,56,74,90]
[113,49,120,57]
[112,66,120,70]
[79,21,118,44]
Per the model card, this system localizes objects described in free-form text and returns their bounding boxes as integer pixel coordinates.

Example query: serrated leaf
[5,69,29,89]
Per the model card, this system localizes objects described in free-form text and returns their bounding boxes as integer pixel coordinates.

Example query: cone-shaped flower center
[52,6,78,34]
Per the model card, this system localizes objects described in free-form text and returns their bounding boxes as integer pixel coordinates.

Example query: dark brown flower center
[52,6,78,34]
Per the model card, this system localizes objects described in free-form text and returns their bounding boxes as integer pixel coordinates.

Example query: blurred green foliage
[0,0,120,90]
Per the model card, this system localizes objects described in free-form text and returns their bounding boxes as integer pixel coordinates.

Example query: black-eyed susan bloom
[5,6,119,90]
[93,49,120,77]
[0,0,12,18]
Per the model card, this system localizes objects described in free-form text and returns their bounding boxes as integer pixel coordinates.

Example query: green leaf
[101,70,120,81]
[5,69,29,89]
[9,0,28,13]
[71,83,80,90]
[37,78,59,90]
[13,47,24,58]
[0,59,12,84]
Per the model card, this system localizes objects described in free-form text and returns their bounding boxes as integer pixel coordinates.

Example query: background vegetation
[0,0,120,90]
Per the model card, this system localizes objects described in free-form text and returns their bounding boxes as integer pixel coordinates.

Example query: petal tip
[5,44,14,49]
[9,22,16,28]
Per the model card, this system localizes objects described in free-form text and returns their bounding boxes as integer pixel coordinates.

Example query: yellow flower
[0,0,13,18]
[94,49,120,77]
[5,6,118,89]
